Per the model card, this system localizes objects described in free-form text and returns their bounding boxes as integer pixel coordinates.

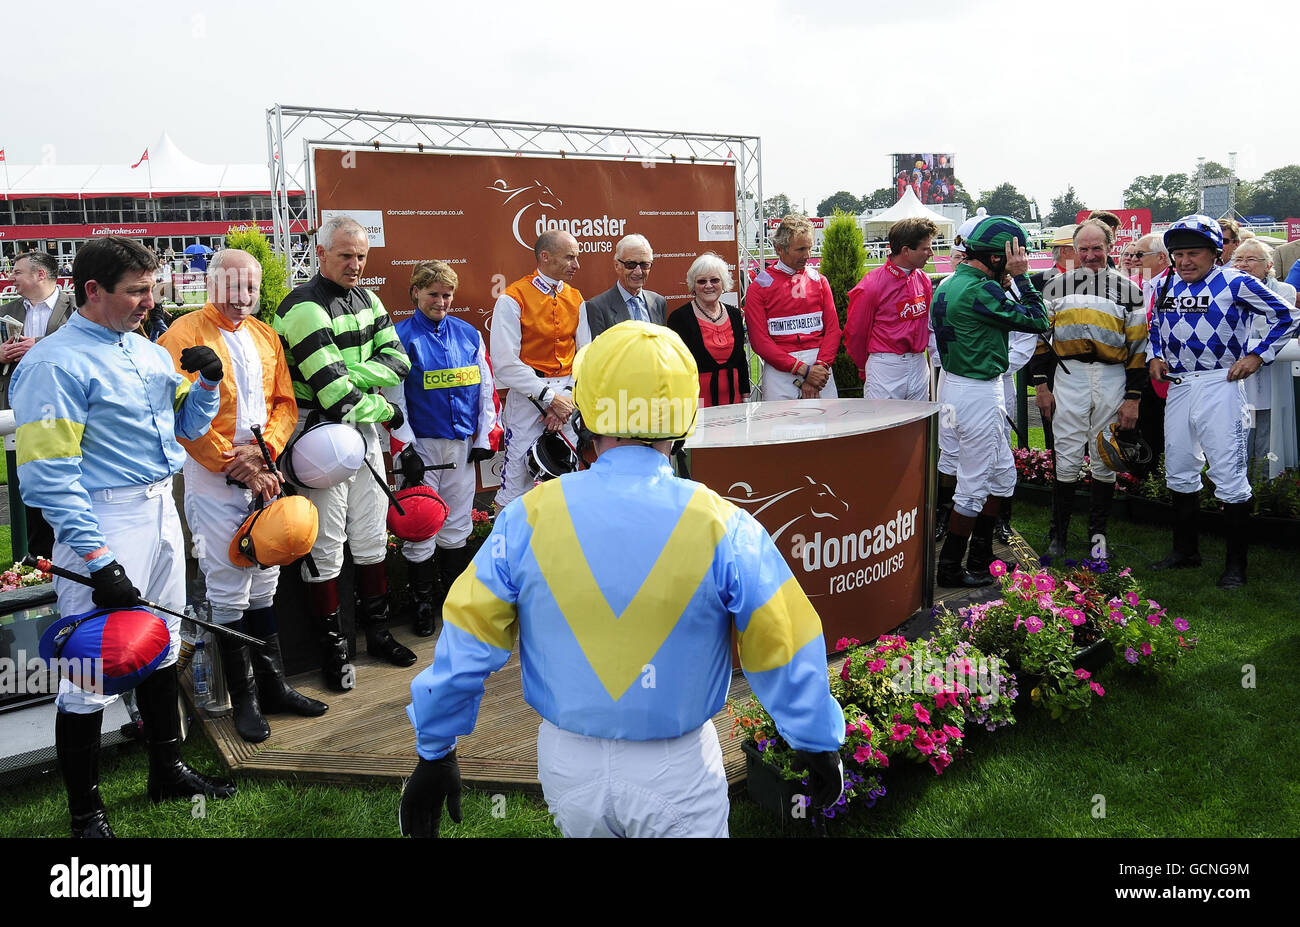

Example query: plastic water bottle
[192,641,212,704]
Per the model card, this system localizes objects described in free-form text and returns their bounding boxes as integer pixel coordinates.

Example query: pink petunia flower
[990,560,1008,577]
[840,659,853,681]
[942,724,963,740]
[1074,668,1091,680]
[929,751,952,774]
[1125,592,1140,608]
[1141,642,1153,655]
[935,690,958,709]
[853,744,873,765]
[1090,681,1105,696]
[867,659,887,673]
[1037,594,1054,610]
[1147,614,1161,627]
[1065,581,1080,593]
[1025,616,1044,634]
[891,724,912,741]
[913,704,931,724]
[1034,574,1056,592]
[1173,618,1189,632]
[913,729,935,755]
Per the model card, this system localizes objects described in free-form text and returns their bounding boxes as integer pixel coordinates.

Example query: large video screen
[891,153,957,205]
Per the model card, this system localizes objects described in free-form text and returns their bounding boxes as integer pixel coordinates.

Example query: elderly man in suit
[2,250,76,557]
[2,251,75,408]
[576,234,667,347]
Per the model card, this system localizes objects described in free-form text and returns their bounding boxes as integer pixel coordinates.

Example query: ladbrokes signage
[690,422,928,649]
[312,150,738,336]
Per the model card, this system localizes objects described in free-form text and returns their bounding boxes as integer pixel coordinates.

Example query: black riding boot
[356,562,417,667]
[1152,490,1203,570]
[436,545,476,603]
[408,556,442,637]
[308,578,352,691]
[994,496,1013,544]
[56,709,114,838]
[135,664,237,803]
[1217,500,1251,589]
[1088,480,1116,561]
[1046,479,1076,559]
[934,473,956,543]
[244,607,328,716]
[217,630,269,744]
[966,504,1000,579]
[936,512,994,588]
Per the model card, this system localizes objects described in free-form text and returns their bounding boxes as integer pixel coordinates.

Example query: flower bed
[729,559,1197,826]
[1017,447,1300,521]
[1,561,52,593]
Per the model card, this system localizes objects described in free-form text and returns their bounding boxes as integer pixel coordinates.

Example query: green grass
[3,498,1296,838]
[0,524,10,564]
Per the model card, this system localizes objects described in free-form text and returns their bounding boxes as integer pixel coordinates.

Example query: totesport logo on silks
[424,365,481,389]
[488,177,628,253]
[722,476,919,596]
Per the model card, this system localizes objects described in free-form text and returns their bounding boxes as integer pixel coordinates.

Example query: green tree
[763,192,796,219]
[861,187,896,210]
[950,178,976,213]
[819,210,866,393]
[978,183,1034,222]
[1238,165,1300,219]
[223,225,291,324]
[817,191,863,217]
[1123,173,1194,221]
[1047,185,1087,226]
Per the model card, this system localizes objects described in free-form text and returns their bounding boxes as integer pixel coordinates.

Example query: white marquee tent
[1,133,286,198]
[859,187,956,241]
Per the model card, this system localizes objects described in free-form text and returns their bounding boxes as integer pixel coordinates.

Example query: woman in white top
[1230,238,1297,476]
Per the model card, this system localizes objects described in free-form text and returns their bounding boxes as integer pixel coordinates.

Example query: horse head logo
[488,179,564,250]
[723,475,847,543]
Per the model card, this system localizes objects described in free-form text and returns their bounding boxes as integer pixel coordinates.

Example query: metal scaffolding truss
[266,104,764,283]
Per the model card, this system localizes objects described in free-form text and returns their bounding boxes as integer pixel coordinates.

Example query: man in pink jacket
[745,214,841,401]
[846,217,937,400]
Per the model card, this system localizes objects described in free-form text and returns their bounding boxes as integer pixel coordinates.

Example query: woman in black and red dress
[666,252,750,407]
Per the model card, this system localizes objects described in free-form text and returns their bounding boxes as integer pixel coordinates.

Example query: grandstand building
[0,133,304,273]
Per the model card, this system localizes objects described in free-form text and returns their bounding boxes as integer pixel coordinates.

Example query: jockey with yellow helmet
[401,321,845,838]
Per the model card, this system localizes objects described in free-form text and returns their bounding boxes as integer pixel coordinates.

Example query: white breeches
[1164,367,1251,504]
[536,719,729,838]
[182,459,279,625]
[53,478,185,714]
[865,351,930,401]
[1051,361,1127,484]
[402,436,476,561]
[761,347,840,401]
[939,372,1016,517]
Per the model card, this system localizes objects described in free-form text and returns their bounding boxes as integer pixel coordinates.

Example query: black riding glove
[90,560,142,609]
[386,403,404,433]
[793,749,845,811]
[399,753,463,838]
[398,445,426,488]
[467,446,496,464]
[179,345,223,382]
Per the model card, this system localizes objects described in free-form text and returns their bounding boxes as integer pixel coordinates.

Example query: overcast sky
[3,0,1295,215]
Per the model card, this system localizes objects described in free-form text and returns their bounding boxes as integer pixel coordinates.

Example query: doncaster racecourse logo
[722,475,847,544]
[488,178,627,253]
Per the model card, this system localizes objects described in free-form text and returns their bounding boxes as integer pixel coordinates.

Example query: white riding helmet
[283,421,366,489]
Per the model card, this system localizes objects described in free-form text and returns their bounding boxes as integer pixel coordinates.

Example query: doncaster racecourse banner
[312,148,738,487]
[312,149,738,330]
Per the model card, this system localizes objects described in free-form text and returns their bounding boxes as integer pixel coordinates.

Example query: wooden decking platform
[197,531,1035,790]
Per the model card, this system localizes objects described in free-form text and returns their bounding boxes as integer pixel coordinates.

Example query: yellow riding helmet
[229,495,320,568]
[572,320,700,440]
